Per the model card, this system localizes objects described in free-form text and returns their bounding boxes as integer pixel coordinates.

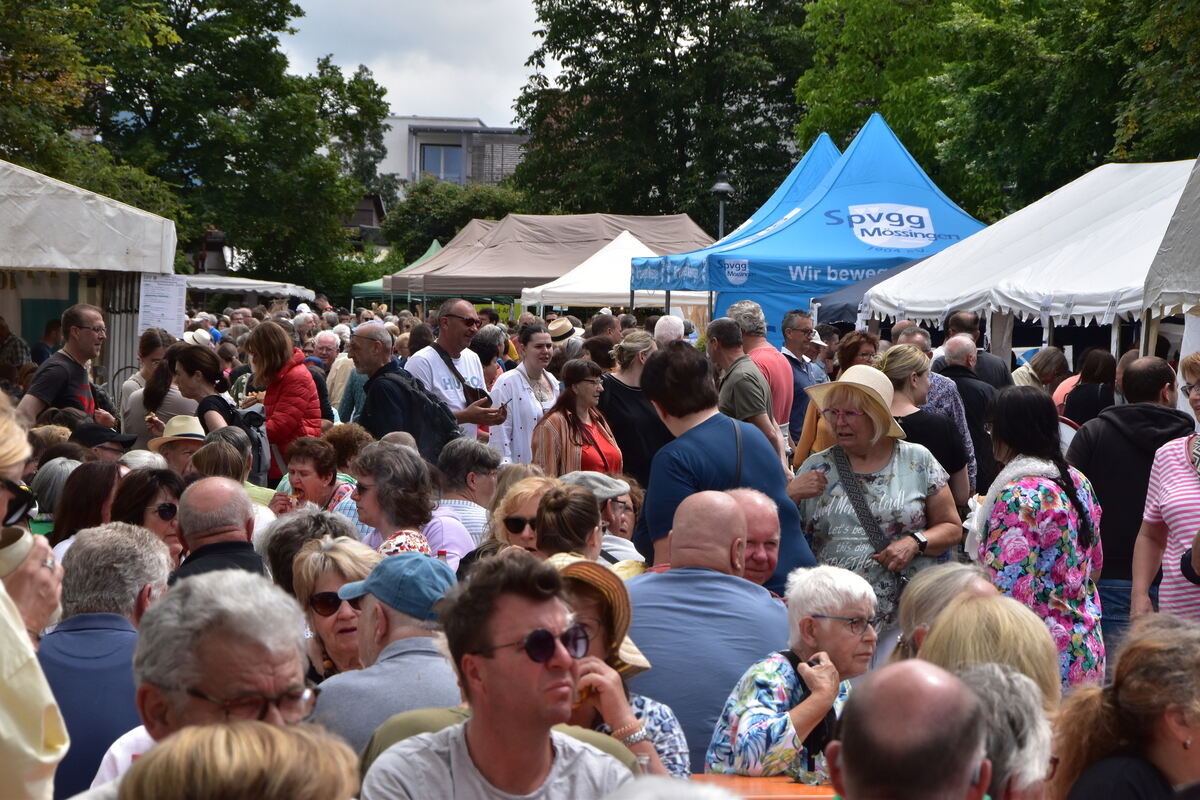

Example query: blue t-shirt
[626,567,789,772]
[634,413,815,593]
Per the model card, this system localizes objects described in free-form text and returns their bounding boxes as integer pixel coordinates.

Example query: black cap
[69,423,137,450]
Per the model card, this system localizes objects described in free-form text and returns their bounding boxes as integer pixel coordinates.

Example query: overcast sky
[280,1,545,127]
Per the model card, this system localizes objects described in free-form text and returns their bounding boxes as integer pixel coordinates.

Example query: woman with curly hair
[349,442,472,566]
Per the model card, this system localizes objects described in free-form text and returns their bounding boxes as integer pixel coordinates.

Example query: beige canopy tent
[384,212,713,298]
[381,219,497,294]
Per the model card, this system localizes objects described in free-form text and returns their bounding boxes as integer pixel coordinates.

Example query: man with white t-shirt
[404,298,507,439]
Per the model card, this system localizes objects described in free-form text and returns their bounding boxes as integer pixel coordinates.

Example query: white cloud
[281,0,546,126]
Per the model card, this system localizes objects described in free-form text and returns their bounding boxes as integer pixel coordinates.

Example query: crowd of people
[2,297,1200,800]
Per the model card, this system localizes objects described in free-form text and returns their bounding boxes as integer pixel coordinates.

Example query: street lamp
[710,173,734,239]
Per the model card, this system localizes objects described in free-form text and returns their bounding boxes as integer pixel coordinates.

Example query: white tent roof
[0,158,176,273]
[863,161,1195,326]
[185,274,315,301]
[521,231,709,307]
[1145,158,1200,319]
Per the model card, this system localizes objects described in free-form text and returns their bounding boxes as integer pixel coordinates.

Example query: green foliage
[513,0,811,234]
[380,178,532,264]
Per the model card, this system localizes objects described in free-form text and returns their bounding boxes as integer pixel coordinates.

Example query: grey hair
[785,565,876,651]
[437,436,501,492]
[321,311,339,328]
[205,424,251,459]
[30,456,80,516]
[895,326,932,353]
[653,315,684,344]
[957,663,1052,795]
[331,323,351,344]
[727,300,768,337]
[119,450,167,471]
[313,330,340,348]
[178,477,254,542]
[352,442,433,528]
[943,334,977,366]
[559,337,584,360]
[378,604,440,635]
[781,309,813,332]
[354,321,393,349]
[62,523,171,619]
[133,570,306,690]
[472,324,509,353]
[257,506,357,560]
[894,562,992,661]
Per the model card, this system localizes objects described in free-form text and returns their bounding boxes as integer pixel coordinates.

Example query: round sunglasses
[477,622,589,663]
[308,591,362,617]
[2,478,35,526]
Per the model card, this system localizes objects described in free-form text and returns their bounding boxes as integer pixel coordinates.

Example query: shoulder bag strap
[431,343,470,390]
[732,418,744,486]
[829,445,891,554]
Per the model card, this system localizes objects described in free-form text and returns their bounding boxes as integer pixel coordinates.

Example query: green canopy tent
[350,239,442,303]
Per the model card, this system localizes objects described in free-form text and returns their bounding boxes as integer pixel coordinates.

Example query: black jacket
[933,349,1013,391]
[1067,403,1194,580]
[170,541,265,585]
[938,364,997,489]
[359,360,409,440]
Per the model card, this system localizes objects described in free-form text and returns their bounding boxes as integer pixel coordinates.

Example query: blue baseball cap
[338,552,456,621]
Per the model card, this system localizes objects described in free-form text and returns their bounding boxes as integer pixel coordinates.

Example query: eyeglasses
[308,591,362,617]
[1,478,36,526]
[75,325,107,335]
[477,622,590,663]
[184,685,320,722]
[789,326,815,337]
[576,378,602,386]
[145,502,178,522]
[444,313,482,328]
[503,515,536,535]
[820,407,867,422]
[1182,383,1197,396]
[354,482,376,496]
[812,614,884,636]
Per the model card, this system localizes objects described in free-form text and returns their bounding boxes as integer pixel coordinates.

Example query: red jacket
[265,348,322,479]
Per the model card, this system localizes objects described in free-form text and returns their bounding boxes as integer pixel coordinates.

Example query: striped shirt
[1143,435,1200,620]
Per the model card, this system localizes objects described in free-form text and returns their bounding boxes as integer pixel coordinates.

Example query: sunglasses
[2,478,36,526]
[503,515,536,535]
[480,622,590,663]
[146,502,178,522]
[308,591,362,617]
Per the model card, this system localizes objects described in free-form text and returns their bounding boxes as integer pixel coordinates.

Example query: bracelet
[621,727,649,747]
[610,720,641,740]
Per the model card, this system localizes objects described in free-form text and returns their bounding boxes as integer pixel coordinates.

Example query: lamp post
[707,173,735,317]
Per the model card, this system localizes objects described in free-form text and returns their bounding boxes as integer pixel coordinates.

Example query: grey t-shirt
[361,722,631,800]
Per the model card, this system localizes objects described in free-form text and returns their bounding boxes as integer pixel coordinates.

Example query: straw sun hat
[805,364,906,440]
[546,552,651,678]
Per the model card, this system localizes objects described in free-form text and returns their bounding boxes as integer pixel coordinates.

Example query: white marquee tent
[185,273,315,301]
[1145,157,1200,320]
[520,231,709,308]
[863,160,1195,330]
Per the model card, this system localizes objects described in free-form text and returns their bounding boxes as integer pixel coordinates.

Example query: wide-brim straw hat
[806,364,906,440]
[546,552,651,678]
[148,415,207,452]
[547,317,583,343]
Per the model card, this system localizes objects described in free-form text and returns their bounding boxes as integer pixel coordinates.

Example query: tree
[80,0,392,287]
[380,178,531,265]
[513,0,811,234]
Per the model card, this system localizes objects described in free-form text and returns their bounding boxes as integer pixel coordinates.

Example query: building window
[420,144,464,183]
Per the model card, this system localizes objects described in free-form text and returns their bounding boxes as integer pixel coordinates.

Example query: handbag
[431,343,490,406]
[829,444,908,616]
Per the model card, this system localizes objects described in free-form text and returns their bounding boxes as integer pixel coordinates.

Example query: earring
[1186,738,1193,750]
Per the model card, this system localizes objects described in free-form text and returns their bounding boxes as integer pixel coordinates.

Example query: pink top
[1052,374,1081,413]
[748,345,794,431]
[1143,435,1200,621]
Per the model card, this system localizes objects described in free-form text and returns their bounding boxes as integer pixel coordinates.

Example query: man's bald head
[943,334,978,367]
[667,491,746,575]
[829,660,989,800]
[726,489,779,585]
[1121,356,1177,405]
[177,477,254,548]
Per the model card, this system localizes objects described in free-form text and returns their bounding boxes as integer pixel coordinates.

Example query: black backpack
[231,402,271,487]
[379,370,462,461]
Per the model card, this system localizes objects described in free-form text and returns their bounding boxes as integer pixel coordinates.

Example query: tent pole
[665,290,671,315]
[708,291,714,318]
[630,289,634,310]
[1110,319,1120,357]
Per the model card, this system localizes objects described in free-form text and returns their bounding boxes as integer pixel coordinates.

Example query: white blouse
[489,363,560,465]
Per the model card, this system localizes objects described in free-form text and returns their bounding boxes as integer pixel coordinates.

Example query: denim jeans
[1098,578,1157,676]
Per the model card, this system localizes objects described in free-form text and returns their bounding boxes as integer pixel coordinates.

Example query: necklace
[523,368,552,403]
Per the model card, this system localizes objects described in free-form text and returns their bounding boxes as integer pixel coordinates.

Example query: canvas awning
[185,274,315,301]
[0,158,176,274]
[352,239,443,300]
[1145,157,1200,319]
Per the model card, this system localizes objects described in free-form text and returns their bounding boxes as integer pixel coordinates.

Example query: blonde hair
[190,441,246,481]
[487,476,559,547]
[1181,352,1200,384]
[117,721,357,800]
[820,384,883,444]
[613,330,655,370]
[892,562,993,662]
[1050,614,1200,800]
[875,344,930,391]
[919,594,1061,712]
[0,392,31,470]
[291,536,381,617]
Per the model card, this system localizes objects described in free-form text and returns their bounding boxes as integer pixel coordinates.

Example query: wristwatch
[906,531,928,554]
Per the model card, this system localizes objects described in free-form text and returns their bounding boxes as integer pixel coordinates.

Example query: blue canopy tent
[810,257,925,325]
[633,114,986,344]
